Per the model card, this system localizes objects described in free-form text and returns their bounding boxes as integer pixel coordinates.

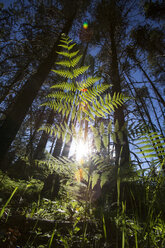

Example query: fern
[40,34,129,159]
[136,131,165,166]
[43,34,127,122]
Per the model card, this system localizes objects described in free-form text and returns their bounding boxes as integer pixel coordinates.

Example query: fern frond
[60,38,73,45]
[51,82,76,92]
[57,50,79,58]
[47,92,75,103]
[52,69,73,79]
[56,60,71,67]
[71,55,83,67]
[136,131,165,162]
[73,66,89,78]
[58,44,69,49]
[77,77,101,89]
[99,122,105,135]
[68,43,76,50]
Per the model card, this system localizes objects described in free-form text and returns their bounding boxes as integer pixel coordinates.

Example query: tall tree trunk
[52,136,63,157]
[26,106,46,158]
[128,49,165,108]
[33,109,55,159]
[0,14,76,168]
[110,27,130,167]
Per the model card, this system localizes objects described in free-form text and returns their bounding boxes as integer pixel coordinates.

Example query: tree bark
[26,106,46,158]
[0,14,76,168]
[109,26,130,167]
[33,109,55,159]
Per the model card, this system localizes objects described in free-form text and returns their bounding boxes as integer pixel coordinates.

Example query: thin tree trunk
[52,136,63,157]
[26,106,46,158]
[0,14,76,168]
[130,54,165,108]
[33,109,55,159]
[124,73,147,126]
[109,26,130,167]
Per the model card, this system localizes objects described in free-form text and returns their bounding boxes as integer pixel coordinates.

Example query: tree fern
[40,34,128,150]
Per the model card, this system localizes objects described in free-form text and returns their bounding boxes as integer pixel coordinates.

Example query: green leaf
[73,66,89,78]
[56,60,71,67]
[103,134,108,148]
[71,55,82,67]
[99,122,105,135]
[92,173,100,189]
[52,69,73,79]
[95,136,101,152]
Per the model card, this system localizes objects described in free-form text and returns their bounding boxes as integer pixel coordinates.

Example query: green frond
[73,66,89,78]
[57,50,79,58]
[95,135,101,152]
[68,43,76,50]
[77,77,101,89]
[58,44,69,49]
[60,37,73,45]
[52,69,73,79]
[99,122,105,135]
[92,173,100,189]
[51,82,76,92]
[38,125,56,136]
[102,134,109,148]
[111,133,117,143]
[70,55,82,67]
[100,172,110,188]
[46,91,75,103]
[136,131,165,162]
[107,121,112,134]
[56,60,71,67]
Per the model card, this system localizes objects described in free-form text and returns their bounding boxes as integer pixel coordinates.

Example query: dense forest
[0,0,165,247]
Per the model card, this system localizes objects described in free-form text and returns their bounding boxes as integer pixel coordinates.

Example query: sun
[70,139,92,161]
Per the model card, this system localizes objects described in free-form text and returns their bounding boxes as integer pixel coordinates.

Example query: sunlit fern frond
[56,50,79,58]
[46,91,75,103]
[136,131,165,165]
[73,66,89,78]
[81,93,128,121]
[41,100,72,115]
[52,69,74,79]
[51,82,76,92]
[38,121,73,141]
[77,77,101,89]
[71,55,83,67]
[56,60,72,68]
[58,43,76,51]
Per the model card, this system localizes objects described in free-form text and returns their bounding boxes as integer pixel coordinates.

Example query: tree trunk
[0,15,76,168]
[52,136,63,157]
[33,109,55,159]
[109,26,130,167]
[26,106,46,157]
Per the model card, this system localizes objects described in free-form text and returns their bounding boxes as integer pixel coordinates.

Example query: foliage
[39,34,128,143]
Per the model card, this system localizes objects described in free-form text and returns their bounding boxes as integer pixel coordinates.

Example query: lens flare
[83,22,88,29]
